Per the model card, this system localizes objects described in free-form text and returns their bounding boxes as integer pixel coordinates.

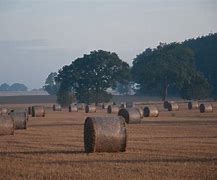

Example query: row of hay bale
[83,101,214,153]
[164,101,213,113]
[0,109,28,136]
[1,105,46,136]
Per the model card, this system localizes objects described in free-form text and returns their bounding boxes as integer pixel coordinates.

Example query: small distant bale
[10,110,28,130]
[102,103,111,109]
[0,115,14,135]
[32,106,45,117]
[53,104,61,111]
[107,105,120,114]
[188,101,199,110]
[85,105,96,113]
[168,103,179,111]
[144,106,159,117]
[199,103,213,113]
[118,107,142,124]
[126,102,134,108]
[84,116,127,153]
[77,103,85,110]
[69,104,78,112]
[0,108,9,115]
[120,102,126,108]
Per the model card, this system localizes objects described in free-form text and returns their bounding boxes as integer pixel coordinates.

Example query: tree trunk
[162,82,169,101]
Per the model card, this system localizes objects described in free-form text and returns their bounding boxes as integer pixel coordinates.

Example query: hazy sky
[0,0,217,89]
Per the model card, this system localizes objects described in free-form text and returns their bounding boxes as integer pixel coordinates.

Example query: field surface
[0,102,217,180]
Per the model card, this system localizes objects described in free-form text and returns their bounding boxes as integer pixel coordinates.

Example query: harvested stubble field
[0,102,217,180]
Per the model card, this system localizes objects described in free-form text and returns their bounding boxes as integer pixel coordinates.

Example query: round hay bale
[0,108,9,115]
[69,104,78,112]
[107,105,120,114]
[53,104,61,111]
[199,103,213,113]
[102,103,110,109]
[126,102,134,108]
[10,111,28,130]
[0,115,14,135]
[168,103,179,111]
[144,106,159,117]
[188,101,199,110]
[118,107,142,124]
[120,102,126,108]
[28,106,32,115]
[32,106,45,117]
[84,116,127,153]
[85,105,96,113]
[77,103,85,110]
[136,107,144,118]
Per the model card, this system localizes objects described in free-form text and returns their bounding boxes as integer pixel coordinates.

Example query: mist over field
[0,0,217,89]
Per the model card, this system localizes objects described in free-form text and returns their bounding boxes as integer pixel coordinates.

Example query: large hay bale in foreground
[188,101,199,110]
[168,103,179,111]
[69,104,78,112]
[84,116,127,153]
[199,103,213,113]
[0,115,14,135]
[10,111,28,130]
[118,107,142,124]
[144,106,159,117]
[32,106,45,117]
[0,108,9,115]
[85,105,96,113]
[53,104,61,111]
[107,105,120,114]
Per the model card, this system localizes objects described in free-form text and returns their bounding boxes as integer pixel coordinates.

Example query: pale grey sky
[0,0,217,89]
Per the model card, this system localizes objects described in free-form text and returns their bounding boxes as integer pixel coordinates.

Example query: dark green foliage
[131,43,211,100]
[56,50,130,104]
[180,72,211,100]
[43,72,59,95]
[183,33,217,97]
[0,83,27,91]
[0,83,10,91]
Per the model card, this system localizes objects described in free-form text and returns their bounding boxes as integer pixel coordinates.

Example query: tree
[0,83,10,91]
[56,50,130,104]
[183,33,217,97]
[131,43,210,100]
[43,72,59,95]
[180,72,211,100]
[10,83,28,91]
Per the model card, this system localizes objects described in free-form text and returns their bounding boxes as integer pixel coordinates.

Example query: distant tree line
[44,33,217,106]
[0,83,28,91]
